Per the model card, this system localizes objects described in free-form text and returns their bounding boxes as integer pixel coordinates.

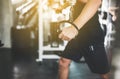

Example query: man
[58,0,110,79]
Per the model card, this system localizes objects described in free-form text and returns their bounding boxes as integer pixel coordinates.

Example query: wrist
[71,22,79,32]
[59,21,79,32]
[71,26,79,37]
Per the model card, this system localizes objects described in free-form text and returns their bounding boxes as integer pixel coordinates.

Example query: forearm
[73,0,102,30]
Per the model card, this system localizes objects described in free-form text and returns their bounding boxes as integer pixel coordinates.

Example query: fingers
[58,26,78,41]
[59,33,71,41]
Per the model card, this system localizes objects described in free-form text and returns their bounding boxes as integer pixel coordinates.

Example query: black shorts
[59,23,110,74]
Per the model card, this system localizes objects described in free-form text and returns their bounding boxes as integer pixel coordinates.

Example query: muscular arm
[73,0,102,30]
[59,0,102,41]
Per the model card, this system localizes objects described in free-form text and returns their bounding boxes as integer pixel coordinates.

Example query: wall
[0,0,14,47]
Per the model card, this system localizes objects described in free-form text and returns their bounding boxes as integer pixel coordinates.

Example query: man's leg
[100,73,109,79]
[58,57,71,79]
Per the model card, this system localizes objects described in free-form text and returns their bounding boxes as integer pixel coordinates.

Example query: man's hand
[59,26,78,41]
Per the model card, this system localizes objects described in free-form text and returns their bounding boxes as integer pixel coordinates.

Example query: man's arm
[73,0,102,30]
[59,0,102,41]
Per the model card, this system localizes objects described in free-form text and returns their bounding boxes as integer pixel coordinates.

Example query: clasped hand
[59,26,78,41]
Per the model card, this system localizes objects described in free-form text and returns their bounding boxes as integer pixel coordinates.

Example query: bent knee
[59,58,71,68]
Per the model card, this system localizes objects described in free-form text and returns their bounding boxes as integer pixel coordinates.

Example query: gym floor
[0,48,117,79]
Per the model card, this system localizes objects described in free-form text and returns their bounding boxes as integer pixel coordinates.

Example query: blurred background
[0,0,120,79]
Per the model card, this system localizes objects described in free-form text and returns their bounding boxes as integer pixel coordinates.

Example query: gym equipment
[0,40,4,47]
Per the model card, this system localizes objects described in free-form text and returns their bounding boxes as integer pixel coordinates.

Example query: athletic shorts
[59,22,110,74]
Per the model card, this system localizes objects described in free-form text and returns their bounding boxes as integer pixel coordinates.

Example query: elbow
[92,0,102,6]
[97,0,102,6]
[93,0,102,8]
[99,0,102,5]
[88,0,102,7]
